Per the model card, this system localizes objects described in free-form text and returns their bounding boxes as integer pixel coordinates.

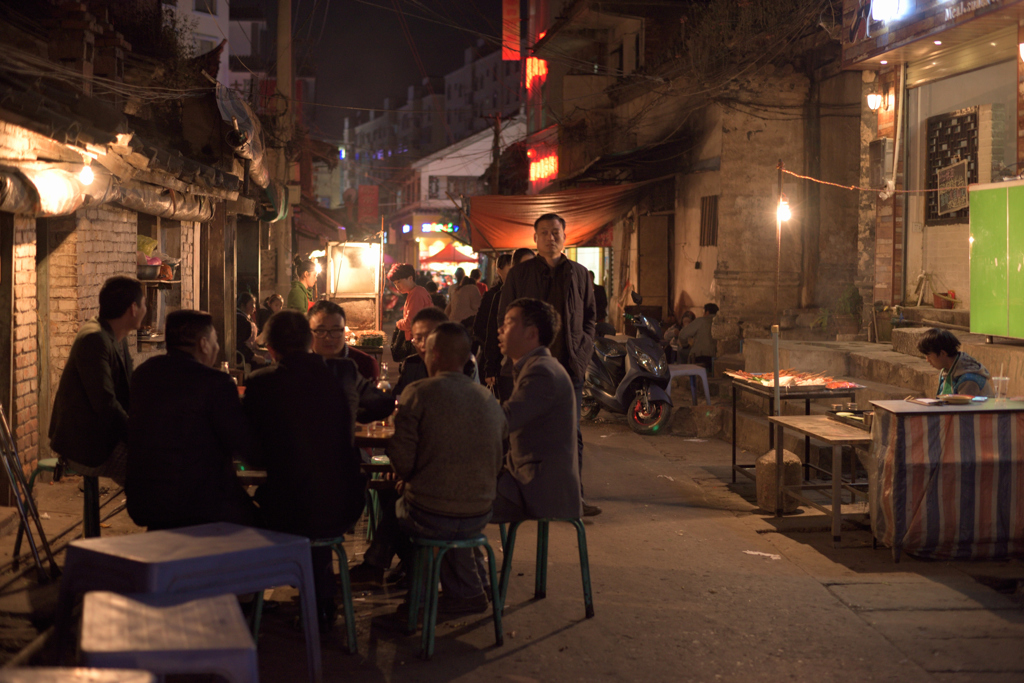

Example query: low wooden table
[354,423,394,448]
[767,415,873,547]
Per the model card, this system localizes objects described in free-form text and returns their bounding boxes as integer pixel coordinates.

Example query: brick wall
[12,215,38,470]
[47,217,79,398]
[76,207,138,323]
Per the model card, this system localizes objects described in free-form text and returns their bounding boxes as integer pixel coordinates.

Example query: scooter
[581,292,672,434]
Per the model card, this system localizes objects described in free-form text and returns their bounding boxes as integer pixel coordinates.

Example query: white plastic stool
[0,669,154,683]
[80,592,257,683]
[56,523,320,683]
[668,364,711,405]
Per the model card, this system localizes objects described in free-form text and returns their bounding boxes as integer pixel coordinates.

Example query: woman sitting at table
[917,328,994,397]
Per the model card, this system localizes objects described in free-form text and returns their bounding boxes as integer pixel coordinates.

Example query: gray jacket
[49,318,133,467]
[388,371,507,518]
[500,347,582,520]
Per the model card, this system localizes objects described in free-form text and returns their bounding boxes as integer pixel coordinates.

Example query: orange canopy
[421,243,477,263]
[467,182,645,250]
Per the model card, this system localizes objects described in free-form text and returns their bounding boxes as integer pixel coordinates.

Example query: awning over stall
[467,182,645,250]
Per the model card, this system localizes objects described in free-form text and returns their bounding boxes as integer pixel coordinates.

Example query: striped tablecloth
[868,407,1024,560]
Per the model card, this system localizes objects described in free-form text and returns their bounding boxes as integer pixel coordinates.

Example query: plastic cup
[993,376,1009,400]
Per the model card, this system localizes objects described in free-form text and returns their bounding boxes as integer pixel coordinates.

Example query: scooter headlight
[631,346,658,374]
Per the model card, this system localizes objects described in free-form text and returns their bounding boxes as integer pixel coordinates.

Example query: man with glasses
[308,300,379,381]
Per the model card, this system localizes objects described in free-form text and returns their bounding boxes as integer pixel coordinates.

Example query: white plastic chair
[55,523,321,683]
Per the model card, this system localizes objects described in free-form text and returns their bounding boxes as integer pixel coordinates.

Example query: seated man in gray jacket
[493,298,583,522]
[387,323,507,615]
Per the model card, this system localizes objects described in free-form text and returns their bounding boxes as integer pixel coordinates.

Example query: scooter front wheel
[580,396,600,420]
[628,392,671,435]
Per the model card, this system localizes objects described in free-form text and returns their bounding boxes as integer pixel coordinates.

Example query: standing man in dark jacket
[497,214,600,516]
[243,310,393,631]
[49,276,147,484]
[127,310,257,530]
[483,247,534,399]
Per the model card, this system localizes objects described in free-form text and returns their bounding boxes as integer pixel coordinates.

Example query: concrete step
[900,304,970,328]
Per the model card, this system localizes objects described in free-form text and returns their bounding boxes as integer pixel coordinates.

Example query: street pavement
[0,414,1021,681]
[258,414,1024,682]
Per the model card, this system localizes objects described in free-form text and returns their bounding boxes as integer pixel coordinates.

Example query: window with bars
[699,195,718,247]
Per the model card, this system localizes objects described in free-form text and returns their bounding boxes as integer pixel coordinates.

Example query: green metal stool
[13,458,62,567]
[406,535,503,660]
[249,535,358,654]
[498,519,594,619]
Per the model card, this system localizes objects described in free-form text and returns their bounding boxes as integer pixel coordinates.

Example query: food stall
[325,240,385,358]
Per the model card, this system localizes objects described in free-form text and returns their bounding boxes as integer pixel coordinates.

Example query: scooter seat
[594,337,626,361]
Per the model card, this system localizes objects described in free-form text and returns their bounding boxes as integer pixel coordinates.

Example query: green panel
[1010,186,1024,340]
[969,187,1007,336]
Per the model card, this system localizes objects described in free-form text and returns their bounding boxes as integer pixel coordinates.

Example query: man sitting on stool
[127,310,257,530]
[385,323,506,615]
[492,298,582,523]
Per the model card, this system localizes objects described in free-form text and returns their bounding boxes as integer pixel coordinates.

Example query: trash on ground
[657,474,675,481]
[682,438,708,443]
[743,550,781,560]
[40,512,50,519]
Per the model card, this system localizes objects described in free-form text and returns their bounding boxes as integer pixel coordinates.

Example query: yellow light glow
[309,249,326,258]
[969,236,975,245]
[32,169,78,215]
[79,165,94,185]
[1019,43,1024,61]
[777,198,791,222]
[866,93,883,111]
[314,261,322,275]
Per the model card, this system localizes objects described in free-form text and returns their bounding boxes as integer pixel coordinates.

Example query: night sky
[253,0,505,138]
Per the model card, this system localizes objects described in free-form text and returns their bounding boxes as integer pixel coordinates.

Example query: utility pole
[273,0,294,295]
[491,112,501,194]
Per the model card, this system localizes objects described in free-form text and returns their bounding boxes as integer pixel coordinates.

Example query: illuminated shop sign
[402,224,411,233]
[422,222,460,234]
[526,32,548,89]
[529,153,558,182]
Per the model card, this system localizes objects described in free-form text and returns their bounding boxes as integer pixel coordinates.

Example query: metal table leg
[731,385,737,483]
[775,425,785,516]
[832,444,842,548]
[803,399,812,481]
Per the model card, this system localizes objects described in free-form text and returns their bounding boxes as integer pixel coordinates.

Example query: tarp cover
[467,182,644,250]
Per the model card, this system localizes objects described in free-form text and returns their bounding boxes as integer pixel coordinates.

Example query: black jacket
[474,281,501,344]
[126,350,257,529]
[49,318,132,467]
[243,352,393,538]
[497,256,596,383]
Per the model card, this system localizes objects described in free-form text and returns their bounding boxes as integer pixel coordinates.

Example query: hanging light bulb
[79,164,94,185]
[777,194,791,222]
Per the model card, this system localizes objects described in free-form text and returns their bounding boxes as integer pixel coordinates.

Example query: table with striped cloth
[867,400,1024,561]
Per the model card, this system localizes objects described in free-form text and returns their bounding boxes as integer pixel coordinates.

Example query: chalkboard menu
[926,108,977,225]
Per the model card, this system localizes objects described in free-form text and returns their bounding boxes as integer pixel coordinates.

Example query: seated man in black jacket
[126,310,258,531]
[394,306,477,396]
[243,310,393,631]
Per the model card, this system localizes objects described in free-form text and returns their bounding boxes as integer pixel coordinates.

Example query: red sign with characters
[357,185,379,223]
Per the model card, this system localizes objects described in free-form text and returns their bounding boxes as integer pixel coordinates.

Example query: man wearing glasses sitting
[308,300,379,381]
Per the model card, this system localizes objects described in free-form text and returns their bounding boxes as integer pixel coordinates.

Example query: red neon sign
[526,31,548,90]
[529,153,558,182]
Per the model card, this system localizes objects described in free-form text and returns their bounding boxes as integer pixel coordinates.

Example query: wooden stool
[80,592,257,683]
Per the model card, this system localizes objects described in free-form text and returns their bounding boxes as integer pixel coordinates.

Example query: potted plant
[834,285,863,335]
